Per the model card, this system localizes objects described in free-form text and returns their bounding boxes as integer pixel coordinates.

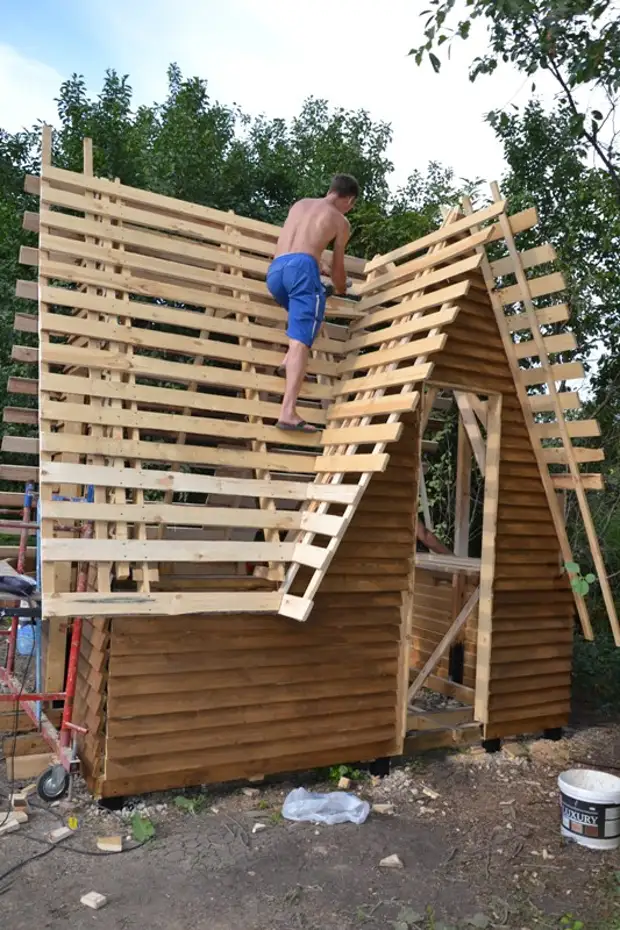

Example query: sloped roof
[14,160,610,630]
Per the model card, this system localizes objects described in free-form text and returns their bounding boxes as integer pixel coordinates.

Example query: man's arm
[416,520,453,556]
[330,218,350,294]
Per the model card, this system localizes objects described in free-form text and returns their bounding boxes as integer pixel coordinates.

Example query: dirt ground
[2,724,620,930]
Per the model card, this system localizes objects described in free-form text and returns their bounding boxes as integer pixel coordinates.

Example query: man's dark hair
[328,174,359,200]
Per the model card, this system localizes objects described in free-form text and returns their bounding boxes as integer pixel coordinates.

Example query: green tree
[0,63,471,484]
[409,0,620,200]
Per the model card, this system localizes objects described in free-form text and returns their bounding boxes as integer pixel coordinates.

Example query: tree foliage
[410,0,620,199]
[0,64,472,483]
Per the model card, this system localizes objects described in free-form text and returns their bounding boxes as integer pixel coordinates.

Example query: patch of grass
[328,764,365,783]
[269,811,283,825]
[257,799,269,810]
[173,793,207,814]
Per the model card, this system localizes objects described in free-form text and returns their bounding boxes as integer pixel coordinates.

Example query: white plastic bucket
[558,768,620,850]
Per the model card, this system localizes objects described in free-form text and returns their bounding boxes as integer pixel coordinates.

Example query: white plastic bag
[282,787,370,825]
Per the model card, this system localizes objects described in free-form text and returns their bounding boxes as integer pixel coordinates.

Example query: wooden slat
[46,590,283,618]
[37,284,344,356]
[336,334,446,375]
[506,304,570,334]
[534,419,600,440]
[41,371,326,427]
[14,312,38,334]
[498,271,566,306]
[2,436,38,456]
[39,461,359,504]
[490,243,556,277]
[3,407,38,426]
[358,255,481,316]
[365,201,506,272]
[529,391,582,413]
[520,362,584,386]
[39,310,336,378]
[350,281,470,333]
[542,446,605,465]
[513,333,577,360]
[40,342,332,401]
[43,500,344,536]
[552,474,604,491]
[359,227,492,296]
[7,377,38,397]
[11,345,38,364]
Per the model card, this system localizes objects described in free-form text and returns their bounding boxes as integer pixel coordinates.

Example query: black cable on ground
[0,834,148,891]
[0,844,55,890]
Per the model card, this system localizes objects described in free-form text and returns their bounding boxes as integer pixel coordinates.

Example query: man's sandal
[276,420,320,434]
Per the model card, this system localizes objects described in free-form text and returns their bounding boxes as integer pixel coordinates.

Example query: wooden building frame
[1,128,616,796]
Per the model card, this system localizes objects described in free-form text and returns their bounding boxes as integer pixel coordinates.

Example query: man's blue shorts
[266,253,326,348]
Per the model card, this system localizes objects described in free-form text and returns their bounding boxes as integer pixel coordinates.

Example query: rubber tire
[36,764,69,802]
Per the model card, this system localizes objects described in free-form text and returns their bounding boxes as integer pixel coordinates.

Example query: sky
[0,0,564,191]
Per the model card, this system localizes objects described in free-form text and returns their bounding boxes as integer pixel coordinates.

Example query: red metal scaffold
[0,482,92,801]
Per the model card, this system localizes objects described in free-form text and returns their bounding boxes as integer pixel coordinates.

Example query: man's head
[326,174,359,213]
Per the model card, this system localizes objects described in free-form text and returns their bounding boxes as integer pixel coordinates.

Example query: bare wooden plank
[336,361,434,396]
[350,281,470,333]
[534,419,600,440]
[365,200,506,272]
[499,272,566,306]
[520,362,584,386]
[41,342,332,400]
[41,372,326,427]
[359,227,492,296]
[490,243,557,277]
[474,394,502,724]
[506,304,570,334]
[551,474,604,491]
[487,207,538,244]
[7,377,38,397]
[336,334,446,375]
[42,538,328,570]
[11,345,38,364]
[13,312,38,334]
[37,284,344,356]
[41,431,320,474]
[44,590,283,618]
[2,436,38,456]
[3,407,38,426]
[15,279,38,301]
[44,500,344,536]
[542,446,605,465]
[39,461,359,504]
[529,391,582,413]
[513,333,577,360]
[358,255,481,315]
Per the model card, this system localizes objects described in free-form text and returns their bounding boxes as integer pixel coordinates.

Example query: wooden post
[474,394,502,725]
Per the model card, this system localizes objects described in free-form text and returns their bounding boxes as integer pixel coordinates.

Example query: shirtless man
[266,174,359,433]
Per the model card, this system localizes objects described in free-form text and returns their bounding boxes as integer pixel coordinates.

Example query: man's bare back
[275,197,349,268]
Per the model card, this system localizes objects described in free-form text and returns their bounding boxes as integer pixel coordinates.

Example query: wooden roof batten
[12,130,614,641]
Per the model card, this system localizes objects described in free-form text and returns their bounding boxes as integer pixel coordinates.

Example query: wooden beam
[462,192,594,642]
[490,183,615,643]
[474,394,502,726]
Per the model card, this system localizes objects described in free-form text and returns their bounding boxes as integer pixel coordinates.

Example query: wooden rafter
[461,194,596,642]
